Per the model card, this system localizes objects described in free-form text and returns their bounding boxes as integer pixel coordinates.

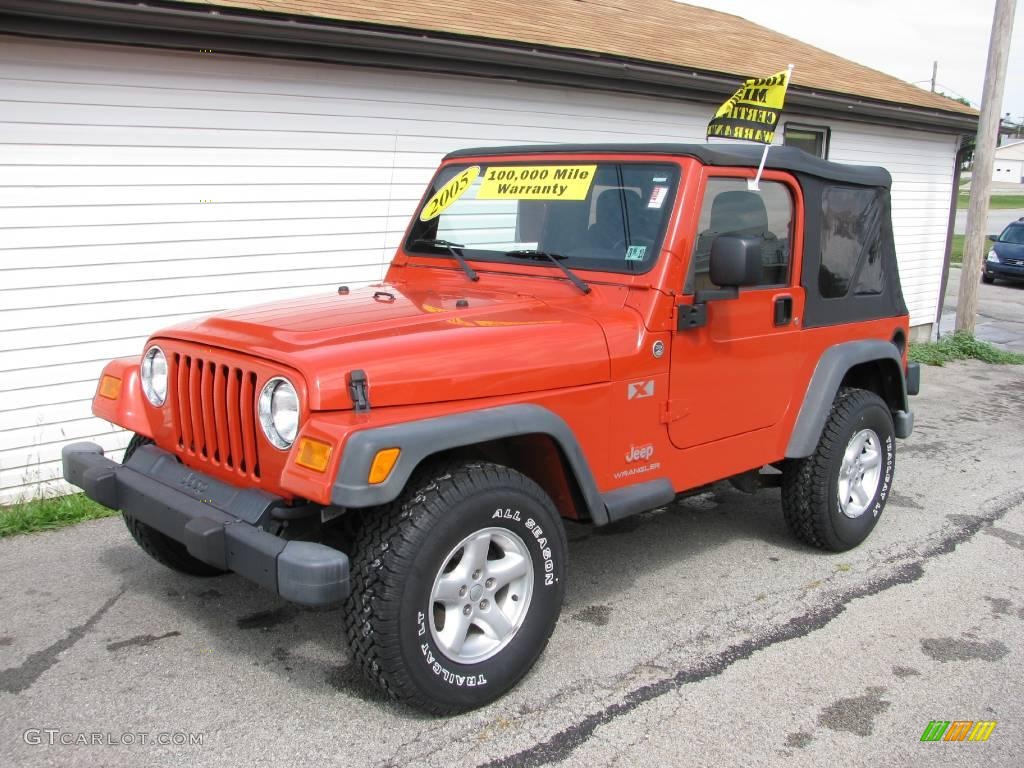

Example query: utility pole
[956,0,1017,333]
[930,60,937,92]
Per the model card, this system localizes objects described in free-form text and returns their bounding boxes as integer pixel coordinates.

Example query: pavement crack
[0,589,124,694]
[474,489,1024,768]
[106,630,181,652]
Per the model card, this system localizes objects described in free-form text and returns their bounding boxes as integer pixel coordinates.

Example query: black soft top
[446,142,905,328]
[444,143,891,188]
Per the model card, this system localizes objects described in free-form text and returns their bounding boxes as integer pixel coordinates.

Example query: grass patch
[957,193,1024,210]
[909,331,1024,367]
[950,233,964,264]
[0,493,115,537]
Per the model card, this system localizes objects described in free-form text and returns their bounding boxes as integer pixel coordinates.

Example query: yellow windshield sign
[419,165,480,222]
[477,165,596,200]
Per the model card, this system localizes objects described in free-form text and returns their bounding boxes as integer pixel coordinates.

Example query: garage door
[993,161,1023,183]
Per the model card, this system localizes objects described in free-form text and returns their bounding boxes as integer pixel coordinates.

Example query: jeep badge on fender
[63,143,918,714]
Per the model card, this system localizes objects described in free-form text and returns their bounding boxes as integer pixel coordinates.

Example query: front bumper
[62,442,349,606]
[984,260,1024,280]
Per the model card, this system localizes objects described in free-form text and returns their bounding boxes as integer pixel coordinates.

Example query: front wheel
[781,388,895,552]
[343,461,567,714]
[981,273,996,284]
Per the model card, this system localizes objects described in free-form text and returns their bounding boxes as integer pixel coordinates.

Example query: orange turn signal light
[98,375,122,400]
[368,448,401,484]
[294,437,333,473]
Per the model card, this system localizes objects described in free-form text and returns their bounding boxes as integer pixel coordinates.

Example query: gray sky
[683,0,1023,121]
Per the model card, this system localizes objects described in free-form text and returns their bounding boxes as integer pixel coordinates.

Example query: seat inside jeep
[688,187,789,293]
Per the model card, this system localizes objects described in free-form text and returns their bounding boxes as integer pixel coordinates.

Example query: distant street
[954,208,1024,235]
[954,174,1023,235]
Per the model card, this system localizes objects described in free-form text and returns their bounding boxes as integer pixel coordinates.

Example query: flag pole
[748,63,794,191]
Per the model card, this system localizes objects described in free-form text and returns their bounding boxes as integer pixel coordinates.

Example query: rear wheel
[343,461,567,714]
[121,434,226,577]
[782,388,895,552]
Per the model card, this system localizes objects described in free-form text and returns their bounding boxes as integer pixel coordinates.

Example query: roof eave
[0,0,979,134]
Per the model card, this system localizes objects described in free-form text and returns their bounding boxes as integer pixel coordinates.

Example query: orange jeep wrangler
[63,144,919,713]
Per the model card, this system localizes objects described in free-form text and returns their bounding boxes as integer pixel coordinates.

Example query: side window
[819,186,886,298]
[784,123,830,158]
[685,178,793,293]
[853,244,884,295]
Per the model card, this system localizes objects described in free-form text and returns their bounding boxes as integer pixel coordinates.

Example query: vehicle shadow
[561,484,810,608]
[96,485,810,719]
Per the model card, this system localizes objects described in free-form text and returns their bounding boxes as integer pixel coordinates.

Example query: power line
[932,82,979,106]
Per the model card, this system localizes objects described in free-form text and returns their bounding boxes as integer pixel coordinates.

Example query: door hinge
[676,303,707,331]
[660,399,687,424]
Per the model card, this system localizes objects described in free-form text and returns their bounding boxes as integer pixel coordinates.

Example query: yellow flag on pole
[706,69,791,145]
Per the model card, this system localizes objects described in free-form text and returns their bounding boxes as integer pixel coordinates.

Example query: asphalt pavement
[940,265,1024,352]
[2,361,1024,767]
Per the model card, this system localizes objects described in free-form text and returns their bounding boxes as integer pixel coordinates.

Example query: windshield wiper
[411,238,479,282]
[505,250,591,295]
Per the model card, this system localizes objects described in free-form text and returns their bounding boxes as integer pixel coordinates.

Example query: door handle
[773,296,793,326]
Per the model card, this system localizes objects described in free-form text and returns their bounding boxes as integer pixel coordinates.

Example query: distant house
[0,0,978,501]
[993,140,1024,183]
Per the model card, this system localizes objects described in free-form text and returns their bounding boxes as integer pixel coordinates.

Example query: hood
[993,240,1024,261]
[159,281,612,410]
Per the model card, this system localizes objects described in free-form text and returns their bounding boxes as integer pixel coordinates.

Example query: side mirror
[987,234,998,242]
[678,235,766,331]
[709,235,764,287]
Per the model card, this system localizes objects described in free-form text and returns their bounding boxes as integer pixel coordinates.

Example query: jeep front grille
[172,353,261,480]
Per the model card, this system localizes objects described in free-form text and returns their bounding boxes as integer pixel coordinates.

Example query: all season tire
[781,388,895,552]
[343,461,567,714]
[981,273,996,284]
[120,434,226,577]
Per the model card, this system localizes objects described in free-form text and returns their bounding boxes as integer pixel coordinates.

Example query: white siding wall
[0,36,956,502]
[824,121,958,326]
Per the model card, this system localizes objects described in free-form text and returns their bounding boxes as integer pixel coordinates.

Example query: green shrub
[909,331,1024,367]
[0,493,115,537]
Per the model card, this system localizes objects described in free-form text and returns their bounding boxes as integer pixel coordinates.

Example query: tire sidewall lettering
[401,490,565,694]
[522,514,557,586]
[871,434,895,518]
[830,401,896,546]
[414,610,488,689]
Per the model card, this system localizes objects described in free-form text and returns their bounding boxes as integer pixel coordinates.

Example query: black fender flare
[331,403,625,523]
[785,340,911,458]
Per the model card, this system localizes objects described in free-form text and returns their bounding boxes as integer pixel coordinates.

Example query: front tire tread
[343,461,560,714]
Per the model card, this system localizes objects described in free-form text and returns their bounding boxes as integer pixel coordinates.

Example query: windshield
[999,224,1024,244]
[405,161,680,274]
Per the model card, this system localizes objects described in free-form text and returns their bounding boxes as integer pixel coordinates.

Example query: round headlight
[141,346,168,406]
[258,377,299,449]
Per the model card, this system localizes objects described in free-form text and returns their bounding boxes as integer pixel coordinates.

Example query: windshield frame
[403,158,682,276]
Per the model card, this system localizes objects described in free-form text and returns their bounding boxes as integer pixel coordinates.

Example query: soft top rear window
[405,161,680,274]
